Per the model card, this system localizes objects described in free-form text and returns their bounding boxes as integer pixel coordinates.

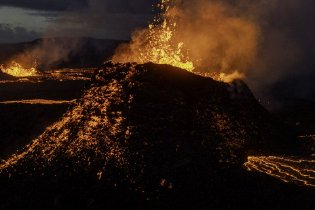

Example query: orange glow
[0,61,39,77]
[244,156,315,187]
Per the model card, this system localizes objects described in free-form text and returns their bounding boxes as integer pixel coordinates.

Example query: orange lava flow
[244,156,315,187]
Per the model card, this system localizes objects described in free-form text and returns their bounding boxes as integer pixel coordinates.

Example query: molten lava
[244,156,315,187]
[140,0,194,71]
[0,61,39,77]
[113,0,194,71]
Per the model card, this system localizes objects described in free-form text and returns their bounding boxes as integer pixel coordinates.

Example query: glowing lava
[113,0,194,71]
[244,156,315,187]
[0,61,39,77]
[139,0,194,71]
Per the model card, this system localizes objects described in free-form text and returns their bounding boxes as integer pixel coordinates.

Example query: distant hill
[0,37,126,70]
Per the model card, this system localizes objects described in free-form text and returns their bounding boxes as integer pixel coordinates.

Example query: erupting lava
[113,0,194,71]
[0,61,39,77]
[138,0,194,71]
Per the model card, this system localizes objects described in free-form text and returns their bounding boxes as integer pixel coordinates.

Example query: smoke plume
[170,0,259,74]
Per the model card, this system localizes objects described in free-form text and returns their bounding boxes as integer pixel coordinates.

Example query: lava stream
[244,156,315,187]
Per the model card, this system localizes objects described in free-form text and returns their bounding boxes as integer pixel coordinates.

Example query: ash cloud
[48,0,156,40]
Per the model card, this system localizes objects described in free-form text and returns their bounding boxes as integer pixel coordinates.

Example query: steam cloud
[10,38,83,69]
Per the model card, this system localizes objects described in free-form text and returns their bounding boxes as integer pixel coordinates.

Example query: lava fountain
[112,0,256,82]
[113,0,194,72]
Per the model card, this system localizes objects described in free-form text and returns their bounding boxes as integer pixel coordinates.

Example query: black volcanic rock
[0,62,299,208]
[0,70,16,80]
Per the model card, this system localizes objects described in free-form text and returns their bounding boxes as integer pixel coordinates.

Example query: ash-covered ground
[0,63,314,209]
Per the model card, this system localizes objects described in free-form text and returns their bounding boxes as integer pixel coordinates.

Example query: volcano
[1,62,308,209]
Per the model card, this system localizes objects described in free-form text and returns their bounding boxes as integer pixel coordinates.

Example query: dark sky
[0,0,88,11]
[0,0,158,43]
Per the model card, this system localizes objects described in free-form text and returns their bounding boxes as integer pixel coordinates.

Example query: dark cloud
[0,0,158,13]
[0,0,159,41]
[27,11,60,22]
[86,0,158,14]
[0,0,88,11]
[246,0,315,89]
[0,24,40,43]
[42,0,159,40]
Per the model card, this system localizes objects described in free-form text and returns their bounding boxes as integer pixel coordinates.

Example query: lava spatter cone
[0,62,296,195]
